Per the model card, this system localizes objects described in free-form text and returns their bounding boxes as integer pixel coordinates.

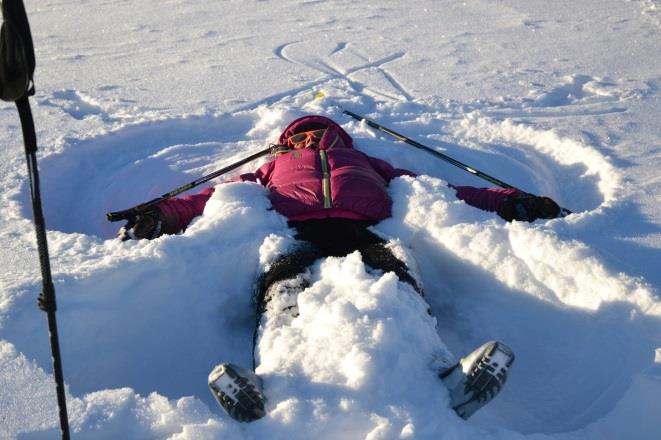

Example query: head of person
[286,124,327,149]
[277,115,354,151]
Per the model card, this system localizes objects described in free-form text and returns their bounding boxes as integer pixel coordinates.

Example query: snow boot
[208,363,266,422]
[439,341,514,420]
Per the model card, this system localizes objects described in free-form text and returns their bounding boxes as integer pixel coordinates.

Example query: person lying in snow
[119,115,561,422]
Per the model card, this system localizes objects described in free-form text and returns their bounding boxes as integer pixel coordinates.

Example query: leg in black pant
[291,219,422,294]
[359,239,423,295]
[252,219,425,367]
[252,241,323,368]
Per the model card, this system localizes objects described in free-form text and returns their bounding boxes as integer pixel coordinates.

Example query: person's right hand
[117,209,165,241]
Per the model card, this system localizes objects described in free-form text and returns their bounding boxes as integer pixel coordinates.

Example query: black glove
[497,193,561,222]
[117,209,165,241]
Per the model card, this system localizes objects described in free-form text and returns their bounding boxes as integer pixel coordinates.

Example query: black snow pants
[252,218,423,365]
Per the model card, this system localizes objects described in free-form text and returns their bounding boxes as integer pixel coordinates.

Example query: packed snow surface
[1,0,660,439]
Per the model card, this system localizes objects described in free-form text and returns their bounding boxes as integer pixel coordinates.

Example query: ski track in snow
[274,40,411,102]
[635,0,661,29]
[2,3,661,439]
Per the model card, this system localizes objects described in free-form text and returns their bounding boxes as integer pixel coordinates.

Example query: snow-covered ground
[1,0,660,438]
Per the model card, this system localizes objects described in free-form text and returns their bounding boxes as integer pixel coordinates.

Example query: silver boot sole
[208,363,266,422]
[440,341,514,419]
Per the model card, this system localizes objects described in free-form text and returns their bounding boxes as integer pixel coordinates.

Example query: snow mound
[4,99,660,439]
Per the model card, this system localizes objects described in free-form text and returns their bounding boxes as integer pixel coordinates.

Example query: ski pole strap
[107,144,275,222]
[0,0,36,102]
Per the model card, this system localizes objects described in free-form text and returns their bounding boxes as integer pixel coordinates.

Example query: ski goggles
[287,129,326,149]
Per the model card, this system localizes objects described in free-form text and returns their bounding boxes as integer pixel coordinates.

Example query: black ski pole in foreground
[107,145,275,222]
[342,109,572,217]
[1,1,71,438]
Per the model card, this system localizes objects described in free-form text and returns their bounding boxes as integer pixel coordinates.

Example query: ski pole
[107,145,275,222]
[1,1,71,438]
[342,109,572,216]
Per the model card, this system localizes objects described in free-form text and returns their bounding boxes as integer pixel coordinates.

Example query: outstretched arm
[449,184,562,222]
[449,185,519,212]
[156,187,216,232]
[118,160,276,241]
[117,187,215,241]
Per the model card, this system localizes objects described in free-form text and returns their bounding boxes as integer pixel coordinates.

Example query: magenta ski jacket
[156,116,518,231]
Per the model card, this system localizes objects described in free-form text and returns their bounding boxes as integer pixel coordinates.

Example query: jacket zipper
[319,149,332,209]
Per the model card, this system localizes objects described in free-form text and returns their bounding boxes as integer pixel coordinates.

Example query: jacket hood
[278,115,354,150]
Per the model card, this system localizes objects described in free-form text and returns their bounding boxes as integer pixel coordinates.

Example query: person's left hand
[117,209,164,241]
[497,193,561,222]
